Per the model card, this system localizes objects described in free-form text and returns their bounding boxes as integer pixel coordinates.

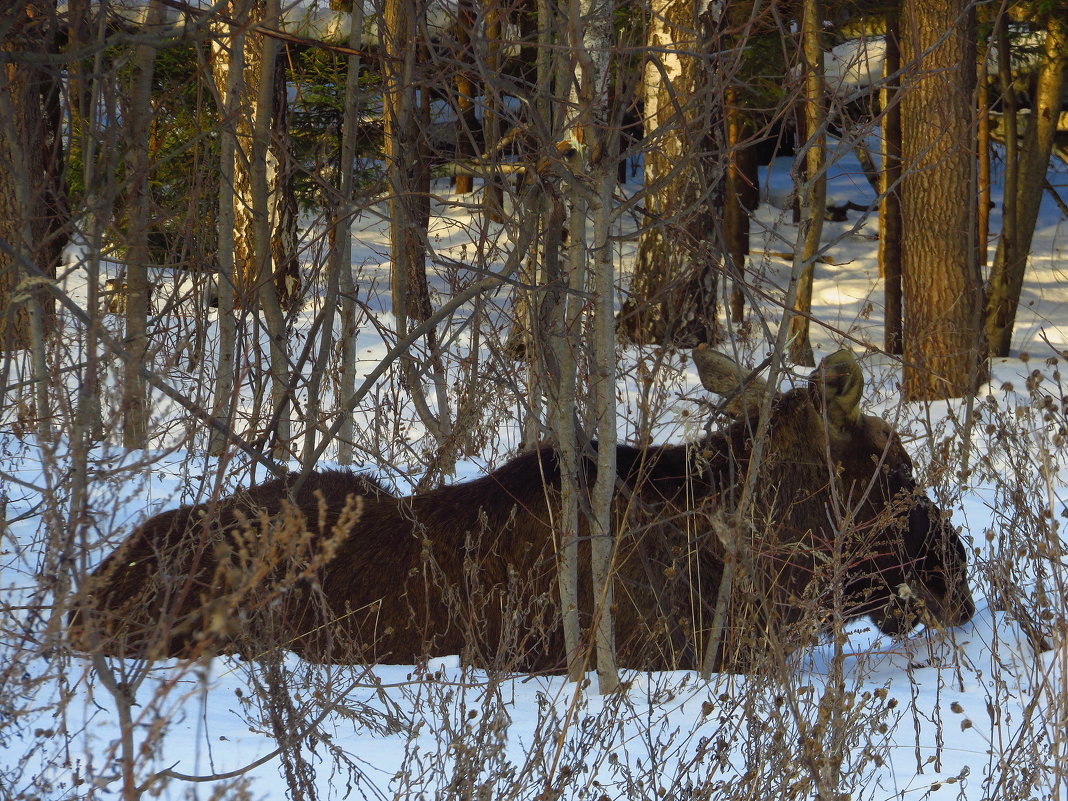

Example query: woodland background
[0,0,1067,798]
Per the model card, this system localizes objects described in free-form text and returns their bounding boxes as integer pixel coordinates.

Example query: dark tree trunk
[0,0,65,352]
[879,17,903,355]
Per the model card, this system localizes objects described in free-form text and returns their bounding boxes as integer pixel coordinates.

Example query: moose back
[69,349,975,672]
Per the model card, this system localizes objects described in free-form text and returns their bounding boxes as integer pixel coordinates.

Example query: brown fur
[69,351,975,672]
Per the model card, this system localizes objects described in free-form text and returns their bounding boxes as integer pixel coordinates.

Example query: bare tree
[787,0,826,368]
[984,12,1067,356]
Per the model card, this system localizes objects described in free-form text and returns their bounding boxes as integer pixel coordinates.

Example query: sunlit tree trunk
[619,0,719,346]
[899,0,981,399]
[788,0,825,368]
[985,13,1067,357]
[209,0,299,311]
[453,0,476,196]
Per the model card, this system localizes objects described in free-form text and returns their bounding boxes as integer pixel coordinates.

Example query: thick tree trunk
[0,0,65,445]
[984,14,1067,357]
[899,0,981,400]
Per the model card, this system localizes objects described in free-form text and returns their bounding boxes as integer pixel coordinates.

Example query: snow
[1,142,1067,799]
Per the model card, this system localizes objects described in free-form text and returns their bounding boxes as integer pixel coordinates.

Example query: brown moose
[69,349,975,672]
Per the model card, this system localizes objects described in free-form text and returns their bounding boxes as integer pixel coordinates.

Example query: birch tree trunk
[208,0,297,456]
[619,0,719,347]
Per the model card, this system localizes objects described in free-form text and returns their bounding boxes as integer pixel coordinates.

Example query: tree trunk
[209,0,299,311]
[382,0,449,444]
[566,0,619,693]
[977,51,991,272]
[453,0,476,195]
[984,13,1067,357]
[724,88,754,323]
[0,0,66,446]
[899,0,981,400]
[788,0,826,368]
[208,9,244,457]
[121,0,166,448]
[879,16,903,355]
[251,0,293,458]
[619,0,719,347]
[335,0,366,465]
[0,0,64,354]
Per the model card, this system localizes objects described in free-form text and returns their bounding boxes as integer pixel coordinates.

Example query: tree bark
[619,0,719,347]
[382,0,448,445]
[879,16,902,355]
[984,13,1067,357]
[724,87,754,324]
[899,0,981,399]
[208,8,244,457]
[566,0,619,693]
[209,0,299,311]
[788,0,826,368]
[121,0,166,448]
[0,0,64,354]
[335,0,366,465]
[0,0,65,445]
[251,0,293,458]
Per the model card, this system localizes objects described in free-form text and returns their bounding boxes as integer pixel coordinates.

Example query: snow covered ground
[1,144,1066,799]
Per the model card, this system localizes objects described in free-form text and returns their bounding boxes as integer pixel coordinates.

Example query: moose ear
[692,346,769,419]
[809,349,864,426]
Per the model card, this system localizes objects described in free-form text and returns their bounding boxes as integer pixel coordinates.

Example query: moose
[68,349,975,672]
